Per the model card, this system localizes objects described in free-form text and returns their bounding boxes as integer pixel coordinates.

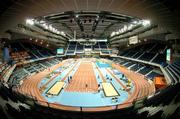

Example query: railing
[13,89,144,112]
[8,82,149,112]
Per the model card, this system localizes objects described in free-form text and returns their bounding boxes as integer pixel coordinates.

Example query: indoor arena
[0,1,180,119]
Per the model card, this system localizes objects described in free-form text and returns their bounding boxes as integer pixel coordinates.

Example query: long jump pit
[46,81,65,96]
[102,82,119,97]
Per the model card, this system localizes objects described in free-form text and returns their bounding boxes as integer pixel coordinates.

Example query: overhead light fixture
[26,18,66,36]
[111,31,116,37]
[132,20,141,25]
[132,20,139,25]
[96,15,99,21]
[39,20,45,24]
[128,24,133,30]
[42,23,48,29]
[110,19,151,37]
[61,31,65,36]
[142,20,150,26]
[75,14,79,18]
[123,25,127,31]
[26,19,34,25]
[49,25,53,31]
[116,31,119,35]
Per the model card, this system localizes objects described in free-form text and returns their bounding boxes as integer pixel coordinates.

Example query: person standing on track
[85,84,88,88]
[68,77,70,83]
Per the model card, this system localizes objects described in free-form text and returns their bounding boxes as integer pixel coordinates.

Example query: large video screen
[57,48,64,54]
[166,49,171,62]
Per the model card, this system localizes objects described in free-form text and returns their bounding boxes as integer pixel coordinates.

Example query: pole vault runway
[65,61,98,92]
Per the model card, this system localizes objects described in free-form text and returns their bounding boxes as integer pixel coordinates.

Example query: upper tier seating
[118,43,180,84]
[10,42,55,60]
[66,42,77,55]
[92,42,100,51]
[138,66,153,75]
[10,51,31,62]
[76,43,84,52]
[66,41,111,55]
[99,42,108,49]
[151,54,166,65]
[112,57,159,80]
[119,43,167,65]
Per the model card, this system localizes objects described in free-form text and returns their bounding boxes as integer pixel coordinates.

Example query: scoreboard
[57,48,64,54]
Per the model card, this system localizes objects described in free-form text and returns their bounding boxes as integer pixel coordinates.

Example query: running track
[15,59,155,111]
[65,61,98,92]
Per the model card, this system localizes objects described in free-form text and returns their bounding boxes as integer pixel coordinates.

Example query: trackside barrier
[11,88,146,112]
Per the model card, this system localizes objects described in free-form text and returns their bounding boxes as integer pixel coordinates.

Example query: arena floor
[39,58,133,107]
[16,58,155,111]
